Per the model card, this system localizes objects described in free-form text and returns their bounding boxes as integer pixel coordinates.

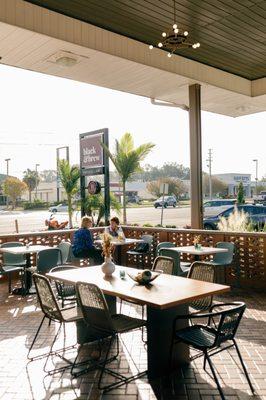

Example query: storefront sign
[80,133,103,170]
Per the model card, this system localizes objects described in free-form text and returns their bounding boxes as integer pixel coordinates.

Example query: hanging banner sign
[80,133,104,172]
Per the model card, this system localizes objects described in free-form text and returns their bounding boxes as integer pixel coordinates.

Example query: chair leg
[205,352,225,400]
[233,339,255,393]
[8,273,12,294]
[203,353,207,371]
[98,336,115,391]
[27,315,46,360]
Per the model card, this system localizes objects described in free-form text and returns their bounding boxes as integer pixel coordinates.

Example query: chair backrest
[156,242,175,256]
[36,248,62,274]
[1,242,25,265]
[152,256,174,275]
[157,248,181,276]
[213,242,234,265]
[76,282,115,334]
[141,235,153,245]
[57,241,71,264]
[188,262,215,311]
[214,302,246,346]
[50,265,79,297]
[33,273,62,321]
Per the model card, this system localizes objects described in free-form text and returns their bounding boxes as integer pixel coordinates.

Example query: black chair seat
[111,314,146,333]
[175,324,217,349]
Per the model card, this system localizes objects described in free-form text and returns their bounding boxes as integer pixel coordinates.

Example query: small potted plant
[193,235,201,250]
[100,232,115,276]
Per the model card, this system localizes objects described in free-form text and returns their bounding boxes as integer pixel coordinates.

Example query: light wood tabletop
[167,245,228,256]
[47,265,230,310]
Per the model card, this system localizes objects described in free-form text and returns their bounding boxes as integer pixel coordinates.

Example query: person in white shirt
[105,217,124,239]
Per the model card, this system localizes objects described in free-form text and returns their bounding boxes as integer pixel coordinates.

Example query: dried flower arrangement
[100,232,114,258]
[193,235,201,246]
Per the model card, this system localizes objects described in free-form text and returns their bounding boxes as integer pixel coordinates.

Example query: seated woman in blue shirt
[72,216,103,263]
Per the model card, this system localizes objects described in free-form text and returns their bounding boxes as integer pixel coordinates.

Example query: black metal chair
[170,302,255,399]
[36,248,63,274]
[50,265,79,307]
[0,242,26,293]
[75,281,147,392]
[127,234,153,268]
[187,261,216,313]
[28,273,83,375]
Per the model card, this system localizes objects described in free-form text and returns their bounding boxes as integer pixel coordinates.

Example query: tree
[84,193,121,226]
[102,132,155,223]
[40,170,57,182]
[57,160,80,228]
[23,169,40,202]
[147,177,185,198]
[237,181,245,204]
[202,174,227,197]
[3,177,27,209]
[133,162,190,181]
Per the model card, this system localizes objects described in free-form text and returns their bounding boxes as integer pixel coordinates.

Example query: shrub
[23,200,49,210]
[142,223,153,227]
[218,207,250,232]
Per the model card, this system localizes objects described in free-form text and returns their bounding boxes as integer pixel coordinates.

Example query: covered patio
[0,1,265,399]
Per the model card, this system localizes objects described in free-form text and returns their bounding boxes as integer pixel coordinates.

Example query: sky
[0,63,265,181]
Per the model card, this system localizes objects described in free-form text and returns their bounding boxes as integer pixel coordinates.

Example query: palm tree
[84,192,121,226]
[102,133,155,223]
[23,169,40,202]
[57,160,80,228]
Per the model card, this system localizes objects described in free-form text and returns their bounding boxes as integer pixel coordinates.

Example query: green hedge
[23,200,49,210]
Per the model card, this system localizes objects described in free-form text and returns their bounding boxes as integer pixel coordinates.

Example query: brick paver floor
[0,280,265,400]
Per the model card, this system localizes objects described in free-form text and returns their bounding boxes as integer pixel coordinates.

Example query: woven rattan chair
[28,273,83,374]
[50,265,79,307]
[152,255,174,275]
[187,261,216,313]
[75,282,147,392]
[170,302,255,400]
[120,256,174,343]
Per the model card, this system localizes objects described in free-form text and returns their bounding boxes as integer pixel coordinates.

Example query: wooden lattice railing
[0,227,265,289]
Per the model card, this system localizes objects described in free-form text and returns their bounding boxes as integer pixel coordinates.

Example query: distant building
[0,173,8,206]
[22,181,67,203]
[213,173,251,197]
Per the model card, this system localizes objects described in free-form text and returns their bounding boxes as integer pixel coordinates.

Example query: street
[0,206,191,234]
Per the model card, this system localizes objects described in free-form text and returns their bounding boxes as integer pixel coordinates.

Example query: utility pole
[35,163,40,200]
[56,146,69,202]
[253,159,258,196]
[206,149,213,200]
[5,158,10,207]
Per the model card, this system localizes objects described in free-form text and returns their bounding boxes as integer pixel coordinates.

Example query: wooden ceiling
[25,0,266,80]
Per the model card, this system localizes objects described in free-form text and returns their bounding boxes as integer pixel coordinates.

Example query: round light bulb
[167,53,172,58]
[184,31,188,36]
[158,42,163,48]
[174,28,179,33]
[196,42,200,47]
[173,24,177,29]
[149,45,153,50]
[162,32,167,37]
[192,44,197,49]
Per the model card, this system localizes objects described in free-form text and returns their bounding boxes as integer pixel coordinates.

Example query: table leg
[24,253,32,292]
[146,303,189,380]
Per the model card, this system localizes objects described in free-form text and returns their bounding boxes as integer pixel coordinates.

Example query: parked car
[203,199,236,217]
[203,204,266,230]
[253,191,266,205]
[48,203,68,213]
[154,196,177,208]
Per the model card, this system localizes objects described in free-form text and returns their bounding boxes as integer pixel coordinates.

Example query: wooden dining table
[47,265,230,380]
